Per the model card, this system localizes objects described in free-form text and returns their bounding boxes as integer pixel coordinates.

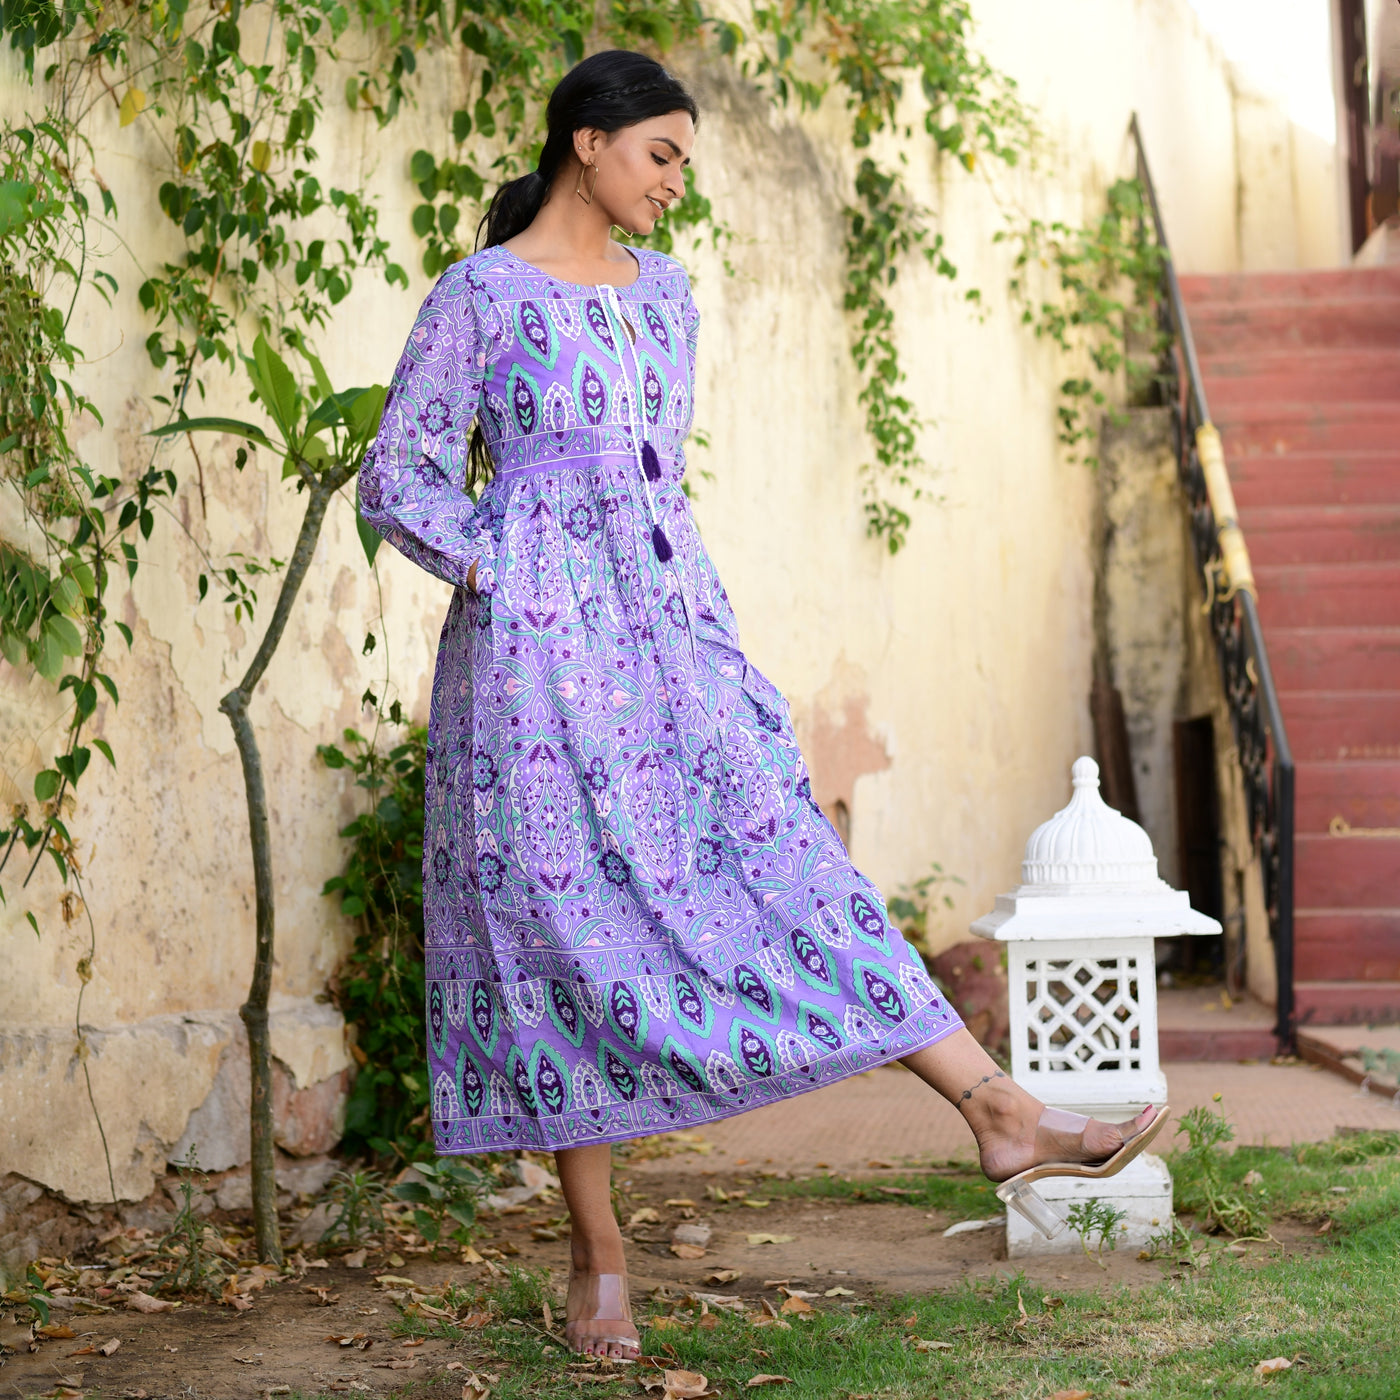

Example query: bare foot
[564,1235,640,1361]
[959,1074,1160,1182]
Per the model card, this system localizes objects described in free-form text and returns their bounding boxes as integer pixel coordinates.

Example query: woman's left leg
[901,1029,1158,1182]
[554,1143,640,1360]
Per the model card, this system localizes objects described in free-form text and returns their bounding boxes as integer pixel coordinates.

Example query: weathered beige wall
[1,0,1339,1204]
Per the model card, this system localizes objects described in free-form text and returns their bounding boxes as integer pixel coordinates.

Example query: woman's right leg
[554,1143,640,1360]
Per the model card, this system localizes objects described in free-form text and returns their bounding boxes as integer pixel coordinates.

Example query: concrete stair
[1181,266,1400,1027]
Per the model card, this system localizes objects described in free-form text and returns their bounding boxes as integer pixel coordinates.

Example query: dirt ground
[0,1159,1315,1400]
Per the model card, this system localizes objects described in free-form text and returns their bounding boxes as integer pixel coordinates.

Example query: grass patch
[763,1166,999,1222]
[377,1137,1400,1399]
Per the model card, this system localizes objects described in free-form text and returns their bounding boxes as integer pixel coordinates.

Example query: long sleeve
[359,259,499,592]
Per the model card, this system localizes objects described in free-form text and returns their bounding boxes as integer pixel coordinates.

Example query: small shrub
[1065,1196,1126,1267]
[321,1168,388,1246]
[153,1147,235,1297]
[320,723,430,1161]
[392,1159,486,1250]
[1172,1095,1269,1238]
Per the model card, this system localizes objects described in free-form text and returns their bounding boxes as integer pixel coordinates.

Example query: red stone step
[1256,562,1400,628]
[1182,267,1400,302]
[1278,693,1400,761]
[1241,504,1400,564]
[1294,910,1400,982]
[1201,350,1400,409]
[1231,454,1400,508]
[1296,832,1400,907]
[1269,630,1400,692]
[1186,300,1400,355]
[1295,981,1400,1025]
[1295,760,1400,831]
[1214,402,1400,456]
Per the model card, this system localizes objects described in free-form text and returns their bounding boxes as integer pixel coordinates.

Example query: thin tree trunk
[219,469,350,1264]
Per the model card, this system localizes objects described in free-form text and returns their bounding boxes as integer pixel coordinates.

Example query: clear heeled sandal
[564,1270,640,1360]
[995,1104,1170,1239]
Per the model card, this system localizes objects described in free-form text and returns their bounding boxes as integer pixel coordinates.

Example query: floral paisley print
[360,244,961,1153]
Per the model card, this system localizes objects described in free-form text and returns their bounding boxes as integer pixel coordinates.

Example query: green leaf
[249,333,301,441]
[355,474,383,567]
[43,614,83,657]
[392,1181,433,1205]
[34,769,61,801]
[146,416,275,449]
[93,738,116,768]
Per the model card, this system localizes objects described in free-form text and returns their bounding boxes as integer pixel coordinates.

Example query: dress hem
[429,1006,965,1158]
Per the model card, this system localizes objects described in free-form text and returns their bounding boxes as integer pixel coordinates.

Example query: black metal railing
[1129,114,1297,1053]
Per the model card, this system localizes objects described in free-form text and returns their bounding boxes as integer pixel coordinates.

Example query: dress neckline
[496,244,643,292]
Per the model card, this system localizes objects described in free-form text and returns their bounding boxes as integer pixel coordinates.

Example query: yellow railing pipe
[1195,422,1255,600]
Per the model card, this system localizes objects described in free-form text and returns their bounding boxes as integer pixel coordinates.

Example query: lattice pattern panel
[1019,952,1144,1073]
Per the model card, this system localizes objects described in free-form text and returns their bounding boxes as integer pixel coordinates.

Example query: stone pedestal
[1006,1153,1172,1258]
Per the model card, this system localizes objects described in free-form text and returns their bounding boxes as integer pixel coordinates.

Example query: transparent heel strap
[996,1178,1066,1239]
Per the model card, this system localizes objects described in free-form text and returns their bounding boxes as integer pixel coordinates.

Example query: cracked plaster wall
[1,0,1337,1202]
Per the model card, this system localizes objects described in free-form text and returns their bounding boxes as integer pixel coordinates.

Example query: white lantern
[971,756,1221,1256]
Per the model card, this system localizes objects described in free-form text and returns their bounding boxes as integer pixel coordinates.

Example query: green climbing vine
[1000,175,1168,464]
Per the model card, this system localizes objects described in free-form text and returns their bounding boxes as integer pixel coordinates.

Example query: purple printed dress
[359,243,962,1154]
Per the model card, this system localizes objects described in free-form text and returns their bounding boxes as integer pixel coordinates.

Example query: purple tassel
[641,442,661,481]
[652,524,673,562]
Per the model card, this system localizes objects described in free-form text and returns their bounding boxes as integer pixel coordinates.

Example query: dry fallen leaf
[372,1357,418,1370]
[38,1324,77,1339]
[461,1376,492,1400]
[459,1310,493,1329]
[1045,1391,1092,1400]
[460,1246,485,1264]
[664,1199,696,1208]
[660,1369,709,1399]
[670,1242,707,1260]
[374,1275,418,1288]
[746,1234,795,1247]
[629,1208,662,1227]
[98,1338,121,1357]
[647,1315,684,1331]
[912,1339,954,1352]
[126,1291,176,1314]
[778,1296,813,1316]
[706,1269,742,1284]
[0,1317,35,1352]
[1255,1358,1293,1376]
[342,1249,368,1268]
[746,1377,792,1388]
[824,1287,855,1298]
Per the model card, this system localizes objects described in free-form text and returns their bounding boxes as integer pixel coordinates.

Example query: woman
[359,48,1164,1361]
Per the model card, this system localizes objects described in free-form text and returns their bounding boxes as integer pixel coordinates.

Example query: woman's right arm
[358,260,498,592]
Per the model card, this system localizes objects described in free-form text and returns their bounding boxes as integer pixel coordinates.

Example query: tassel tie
[602,284,672,562]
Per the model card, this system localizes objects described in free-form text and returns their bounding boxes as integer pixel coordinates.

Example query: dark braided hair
[465,50,698,489]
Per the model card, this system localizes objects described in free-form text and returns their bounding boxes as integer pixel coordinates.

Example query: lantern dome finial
[1020,755,1161,890]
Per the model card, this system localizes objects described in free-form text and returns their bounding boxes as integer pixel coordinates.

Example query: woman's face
[573,111,695,236]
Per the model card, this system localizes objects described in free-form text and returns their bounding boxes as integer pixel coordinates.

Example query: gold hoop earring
[575,161,599,205]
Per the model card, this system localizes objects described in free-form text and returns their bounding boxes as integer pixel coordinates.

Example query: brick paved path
[653,1060,1400,1172]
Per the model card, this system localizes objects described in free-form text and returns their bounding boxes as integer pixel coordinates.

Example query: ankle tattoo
[959,1069,1007,1103]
